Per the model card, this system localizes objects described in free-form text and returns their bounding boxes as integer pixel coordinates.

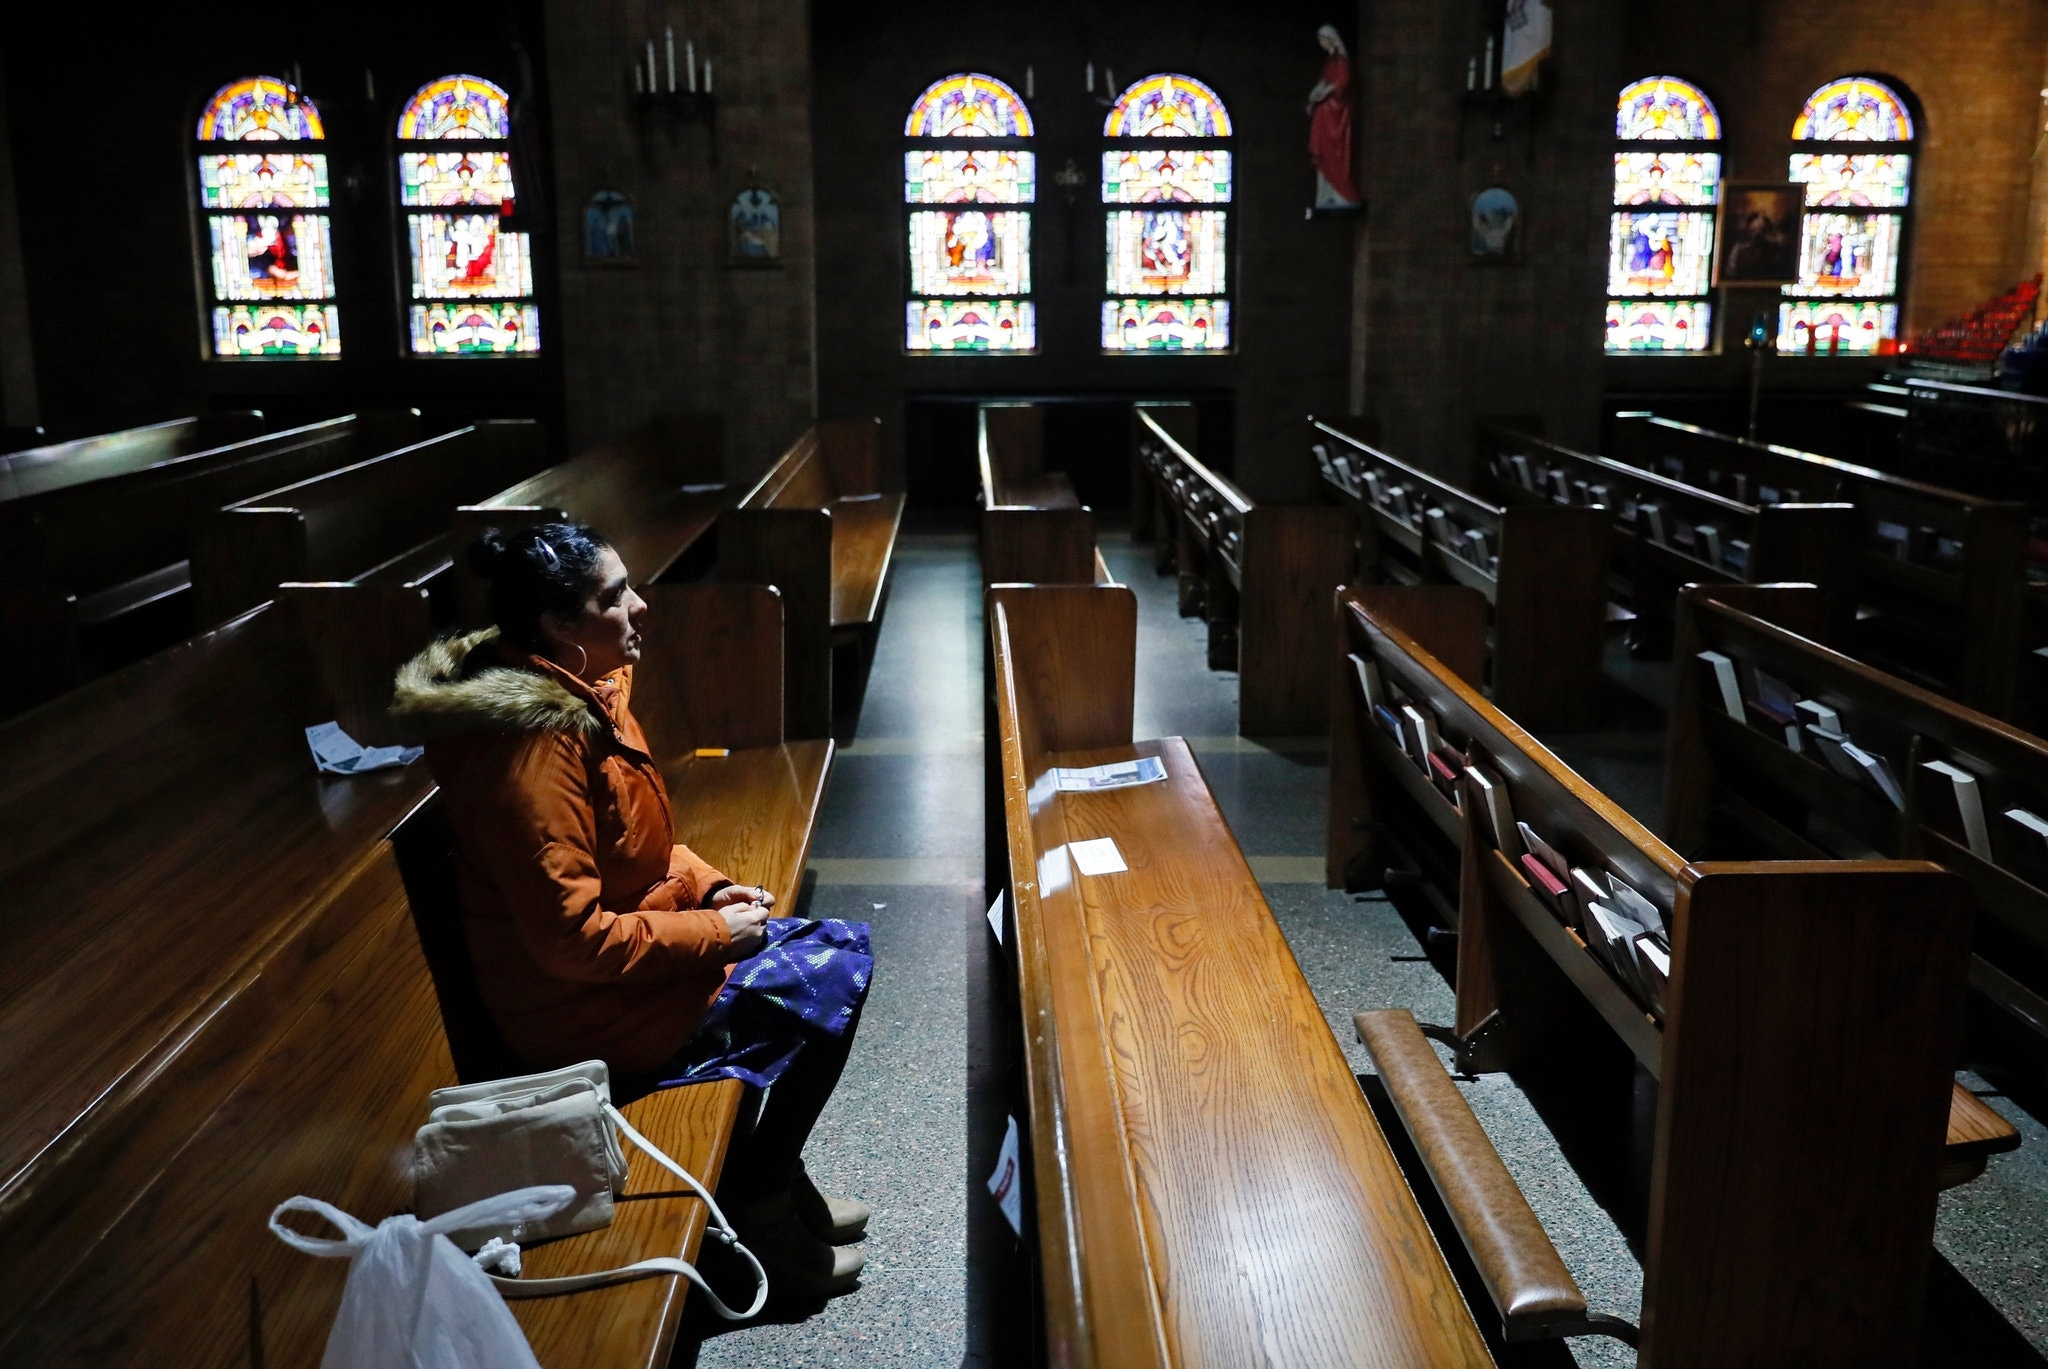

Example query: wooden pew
[1474,419,1860,652]
[1312,415,1610,731]
[977,403,1109,586]
[1328,582,2006,1364]
[191,420,547,629]
[0,411,265,503]
[0,583,832,1365]
[1130,403,1352,733]
[1611,412,2031,719]
[987,582,1497,1367]
[0,411,422,717]
[1666,581,2048,1066]
[452,412,729,627]
[721,418,902,738]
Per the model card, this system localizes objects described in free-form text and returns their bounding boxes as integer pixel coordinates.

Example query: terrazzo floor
[678,527,2048,1367]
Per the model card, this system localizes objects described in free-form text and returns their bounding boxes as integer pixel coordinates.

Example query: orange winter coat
[393,630,735,1073]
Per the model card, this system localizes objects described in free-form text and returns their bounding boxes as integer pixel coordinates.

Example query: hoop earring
[569,644,589,678]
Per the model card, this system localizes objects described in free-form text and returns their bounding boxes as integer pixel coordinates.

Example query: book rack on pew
[976,403,1111,587]
[1129,402,1352,733]
[987,582,1496,1367]
[1473,419,1860,652]
[1311,415,1611,731]
[1328,581,2018,1365]
[1668,581,2048,1062]
[1611,412,2032,721]
[0,580,829,1366]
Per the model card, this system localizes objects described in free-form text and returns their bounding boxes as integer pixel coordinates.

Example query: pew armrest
[1355,1008,1636,1346]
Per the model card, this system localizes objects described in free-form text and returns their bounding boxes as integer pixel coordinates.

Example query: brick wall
[544,0,817,483]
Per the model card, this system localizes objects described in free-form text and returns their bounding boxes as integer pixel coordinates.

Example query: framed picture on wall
[583,190,636,265]
[729,185,781,266]
[1717,183,1801,285]
[1469,186,1521,260]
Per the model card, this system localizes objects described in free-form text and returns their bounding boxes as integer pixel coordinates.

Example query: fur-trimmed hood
[390,628,608,737]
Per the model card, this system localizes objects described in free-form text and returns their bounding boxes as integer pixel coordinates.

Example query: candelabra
[631,26,717,127]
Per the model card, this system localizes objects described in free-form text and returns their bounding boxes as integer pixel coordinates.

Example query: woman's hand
[711,883,776,912]
[722,902,770,958]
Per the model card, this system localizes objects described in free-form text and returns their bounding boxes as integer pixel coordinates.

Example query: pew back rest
[740,418,882,511]
[195,421,545,625]
[0,412,265,503]
[0,413,421,596]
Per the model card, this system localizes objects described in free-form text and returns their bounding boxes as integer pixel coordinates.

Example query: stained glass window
[904,74,1034,352]
[1779,77,1914,355]
[1607,77,1719,353]
[398,75,538,356]
[194,76,339,358]
[1102,75,1232,353]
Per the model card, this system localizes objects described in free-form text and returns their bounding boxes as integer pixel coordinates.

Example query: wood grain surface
[828,493,905,627]
[983,506,1099,585]
[990,585,1493,1367]
[0,412,265,503]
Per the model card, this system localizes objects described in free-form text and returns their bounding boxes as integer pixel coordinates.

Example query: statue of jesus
[1307,26,1361,211]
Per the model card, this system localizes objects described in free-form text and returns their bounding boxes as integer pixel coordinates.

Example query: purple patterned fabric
[657,918,873,1089]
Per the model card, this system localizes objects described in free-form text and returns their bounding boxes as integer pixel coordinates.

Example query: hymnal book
[1745,670,1801,746]
[1331,455,1353,489]
[1758,485,1781,505]
[1425,507,1455,545]
[1427,751,1463,805]
[1696,525,1723,566]
[1731,473,1749,503]
[1572,479,1591,505]
[1509,454,1534,489]
[1726,538,1751,576]
[1671,522,1697,551]
[1795,698,1842,732]
[1363,471,1385,504]
[1644,505,1667,546]
[1698,651,1744,720]
[1587,904,1649,994]
[1607,874,1667,937]
[1464,530,1492,566]
[1875,520,1911,560]
[1052,757,1168,792]
[1921,760,1992,859]
[1400,706,1435,773]
[1806,726,1865,783]
[1840,741,1906,810]
[1520,852,1572,911]
[2003,808,2048,883]
[1932,535,1965,571]
[1466,764,1519,855]
[1389,488,1413,521]
[1517,822,1577,923]
[1548,470,1571,503]
[1589,482,1610,508]
[1313,444,1333,477]
[1372,704,1407,747]
[1636,937,1671,1013]
[1349,652,1385,708]
[1570,867,1611,910]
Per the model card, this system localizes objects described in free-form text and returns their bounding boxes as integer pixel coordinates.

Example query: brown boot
[791,1163,872,1244]
[732,1189,864,1299]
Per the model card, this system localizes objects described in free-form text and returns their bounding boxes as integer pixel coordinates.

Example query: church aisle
[684,533,982,1367]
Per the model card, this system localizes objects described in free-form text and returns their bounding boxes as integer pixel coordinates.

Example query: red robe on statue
[1309,55,1359,205]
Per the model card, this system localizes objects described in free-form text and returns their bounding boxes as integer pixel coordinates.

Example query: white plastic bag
[270,1185,575,1369]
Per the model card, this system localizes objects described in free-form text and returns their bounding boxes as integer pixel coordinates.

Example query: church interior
[5,0,2048,1364]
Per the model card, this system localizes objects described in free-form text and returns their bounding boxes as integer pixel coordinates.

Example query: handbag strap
[487,1099,768,1322]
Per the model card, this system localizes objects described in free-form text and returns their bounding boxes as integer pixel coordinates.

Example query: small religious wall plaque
[729,184,781,266]
[584,190,636,265]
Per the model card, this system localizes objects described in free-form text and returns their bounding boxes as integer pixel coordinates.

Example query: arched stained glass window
[398,74,539,356]
[195,76,340,358]
[1778,76,1915,355]
[1606,77,1720,353]
[1101,74,1232,353]
[903,73,1035,353]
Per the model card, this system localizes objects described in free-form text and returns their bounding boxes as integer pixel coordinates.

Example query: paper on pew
[987,891,1004,945]
[1068,838,1128,876]
[987,1114,1023,1236]
[1051,756,1166,792]
[306,722,423,776]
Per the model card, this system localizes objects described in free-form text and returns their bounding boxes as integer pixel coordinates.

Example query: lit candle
[1483,35,1494,89]
[666,27,675,93]
[1085,61,1094,93]
[1467,56,1476,91]
[703,59,713,94]
[1105,67,1115,94]
[646,40,657,93]
[634,62,644,94]
[687,40,697,93]
[1025,65,1034,100]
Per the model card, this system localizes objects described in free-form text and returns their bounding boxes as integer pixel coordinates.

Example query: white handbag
[412,1060,767,1319]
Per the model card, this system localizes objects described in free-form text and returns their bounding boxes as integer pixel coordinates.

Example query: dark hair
[466,522,611,651]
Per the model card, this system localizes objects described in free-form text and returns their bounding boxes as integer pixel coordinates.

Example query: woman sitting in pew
[392,522,872,1299]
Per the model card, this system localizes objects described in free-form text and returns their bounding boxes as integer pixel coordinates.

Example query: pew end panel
[1749,502,1860,647]
[1491,504,1611,731]
[1643,862,1971,1368]
[278,581,435,748]
[817,416,883,496]
[979,402,1046,497]
[981,506,1099,586]
[721,506,834,739]
[191,506,308,627]
[632,582,786,758]
[1238,504,1354,734]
